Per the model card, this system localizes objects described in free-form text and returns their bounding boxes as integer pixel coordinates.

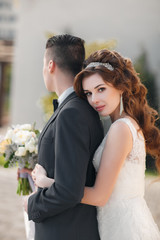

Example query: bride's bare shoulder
[107,119,133,144]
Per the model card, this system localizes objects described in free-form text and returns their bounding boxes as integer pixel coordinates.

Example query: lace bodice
[93,118,160,239]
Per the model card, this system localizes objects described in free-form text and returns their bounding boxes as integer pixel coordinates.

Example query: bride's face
[82,73,122,119]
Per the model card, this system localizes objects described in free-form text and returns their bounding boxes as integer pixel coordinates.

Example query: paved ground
[0,125,160,240]
[0,168,26,240]
[145,176,160,229]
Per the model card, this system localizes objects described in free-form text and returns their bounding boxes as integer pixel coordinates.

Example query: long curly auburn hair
[74,49,160,172]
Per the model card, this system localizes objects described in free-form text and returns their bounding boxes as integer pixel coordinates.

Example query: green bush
[40,92,57,121]
[134,51,159,111]
[134,50,160,172]
[0,155,5,166]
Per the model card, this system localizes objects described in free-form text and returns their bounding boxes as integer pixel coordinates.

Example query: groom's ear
[48,60,55,73]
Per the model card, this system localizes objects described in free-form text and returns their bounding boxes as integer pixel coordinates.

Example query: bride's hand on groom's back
[31,163,54,188]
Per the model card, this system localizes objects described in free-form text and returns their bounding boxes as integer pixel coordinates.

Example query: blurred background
[0,0,160,239]
[0,0,159,128]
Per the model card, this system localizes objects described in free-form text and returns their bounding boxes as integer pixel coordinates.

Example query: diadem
[85,62,114,71]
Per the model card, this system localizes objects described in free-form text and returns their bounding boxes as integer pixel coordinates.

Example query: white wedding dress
[93,118,160,240]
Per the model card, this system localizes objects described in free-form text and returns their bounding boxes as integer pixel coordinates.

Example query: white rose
[12,124,23,132]
[25,137,36,153]
[19,124,32,131]
[5,128,14,141]
[14,130,34,145]
[15,146,27,156]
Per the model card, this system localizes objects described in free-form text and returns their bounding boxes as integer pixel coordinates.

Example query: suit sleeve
[28,107,91,222]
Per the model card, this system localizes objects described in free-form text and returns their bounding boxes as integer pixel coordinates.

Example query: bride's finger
[33,176,36,182]
[36,163,40,168]
[32,172,37,180]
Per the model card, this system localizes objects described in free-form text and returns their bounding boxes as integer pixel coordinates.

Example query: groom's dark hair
[46,34,85,76]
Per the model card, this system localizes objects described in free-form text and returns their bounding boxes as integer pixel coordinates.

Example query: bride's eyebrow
[94,84,105,89]
[83,84,106,92]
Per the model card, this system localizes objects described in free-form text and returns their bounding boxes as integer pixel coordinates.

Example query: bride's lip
[95,105,105,112]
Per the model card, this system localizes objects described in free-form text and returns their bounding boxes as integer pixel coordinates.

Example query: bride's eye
[84,92,92,97]
[98,88,105,92]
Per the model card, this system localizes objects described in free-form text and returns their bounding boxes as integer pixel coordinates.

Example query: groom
[25,34,103,240]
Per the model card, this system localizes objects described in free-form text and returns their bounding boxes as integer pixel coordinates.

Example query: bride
[32,49,160,239]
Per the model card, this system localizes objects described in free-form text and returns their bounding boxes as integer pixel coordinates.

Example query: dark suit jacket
[28,92,104,240]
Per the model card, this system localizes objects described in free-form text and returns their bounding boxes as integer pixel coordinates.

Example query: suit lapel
[38,92,77,145]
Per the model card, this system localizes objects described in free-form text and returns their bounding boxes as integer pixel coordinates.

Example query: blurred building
[1,0,159,128]
[0,0,17,40]
[0,0,18,126]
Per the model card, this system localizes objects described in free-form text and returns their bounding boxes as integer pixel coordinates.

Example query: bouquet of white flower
[0,123,40,195]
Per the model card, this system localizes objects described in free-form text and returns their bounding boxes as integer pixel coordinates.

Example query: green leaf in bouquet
[17,178,32,196]
[4,160,10,168]
[34,130,40,138]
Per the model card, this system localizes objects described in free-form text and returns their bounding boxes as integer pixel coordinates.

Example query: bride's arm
[81,121,132,207]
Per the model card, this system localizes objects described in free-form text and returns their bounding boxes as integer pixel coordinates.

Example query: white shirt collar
[58,86,74,106]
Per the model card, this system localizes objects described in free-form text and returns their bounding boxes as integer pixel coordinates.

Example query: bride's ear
[48,60,55,73]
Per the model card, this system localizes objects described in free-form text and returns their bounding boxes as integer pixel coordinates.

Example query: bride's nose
[91,94,99,104]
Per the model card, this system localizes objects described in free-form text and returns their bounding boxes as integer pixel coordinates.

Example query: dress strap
[115,118,137,143]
